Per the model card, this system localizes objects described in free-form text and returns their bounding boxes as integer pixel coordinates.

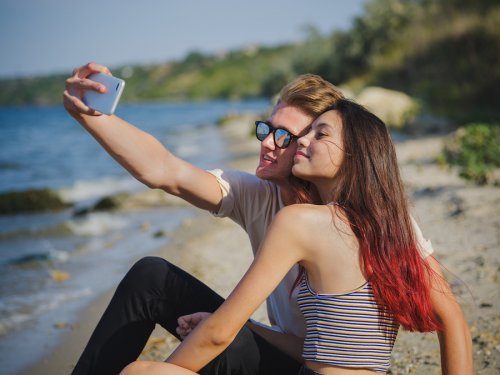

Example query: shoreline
[22,209,266,375]
[25,117,500,374]
[22,115,264,375]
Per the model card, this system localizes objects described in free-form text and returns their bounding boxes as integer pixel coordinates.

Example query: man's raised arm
[63,62,223,212]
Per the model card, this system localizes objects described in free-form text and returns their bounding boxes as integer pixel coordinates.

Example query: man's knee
[117,256,171,295]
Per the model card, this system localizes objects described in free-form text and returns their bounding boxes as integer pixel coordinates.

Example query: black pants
[297,366,323,375]
[71,256,301,375]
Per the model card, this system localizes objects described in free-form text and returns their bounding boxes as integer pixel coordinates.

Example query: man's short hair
[278,74,345,118]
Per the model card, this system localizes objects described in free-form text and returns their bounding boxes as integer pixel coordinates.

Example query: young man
[64,64,433,375]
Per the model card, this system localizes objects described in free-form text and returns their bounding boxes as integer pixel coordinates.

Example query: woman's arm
[176,313,304,362]
[165,205,311,372]
[427,256,473,374]
[63,62,223,211]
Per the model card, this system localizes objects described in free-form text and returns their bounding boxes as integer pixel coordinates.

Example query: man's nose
[262,132,276,150]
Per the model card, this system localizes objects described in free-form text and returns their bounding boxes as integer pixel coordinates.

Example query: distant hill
[0,44,297,106]
[1,0,498,124]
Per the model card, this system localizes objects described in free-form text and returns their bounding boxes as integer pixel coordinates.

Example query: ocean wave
[173,143,202,159]
[8,249,69,268]
[0,213,129,239]
[58,176,144,204]
[0,222,73,241]
[66,212,129,236]
[0,288,92,336]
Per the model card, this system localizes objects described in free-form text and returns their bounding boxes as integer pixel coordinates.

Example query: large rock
[0,188,69,214]
[356,86,419,129]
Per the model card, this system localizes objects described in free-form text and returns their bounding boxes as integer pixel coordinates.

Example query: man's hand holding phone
[63,62,124,116]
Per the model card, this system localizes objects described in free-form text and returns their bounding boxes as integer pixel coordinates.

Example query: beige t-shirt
[209,169,434,337]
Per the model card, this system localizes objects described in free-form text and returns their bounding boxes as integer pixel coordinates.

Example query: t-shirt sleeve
[207,169,268,228]
[208,169,235,218]
[410,215,434,258]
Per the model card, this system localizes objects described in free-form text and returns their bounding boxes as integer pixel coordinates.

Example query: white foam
[58,176,143,203]
[0,288,92,336]
[66,212,129,236]
[0,313,31,336]
[48,249,70,263]
[174,143,202,159]
[32,288,93,316]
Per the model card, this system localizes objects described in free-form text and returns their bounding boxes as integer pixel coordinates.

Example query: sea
[0,99,270,374]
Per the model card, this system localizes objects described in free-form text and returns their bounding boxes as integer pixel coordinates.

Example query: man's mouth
[260,154,276,164]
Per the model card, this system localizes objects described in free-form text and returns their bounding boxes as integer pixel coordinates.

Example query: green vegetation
[302,0,499,123]
[0,74,67,106]
[0,0,498,187]
[438,123,500,185]
[1,0,497,125]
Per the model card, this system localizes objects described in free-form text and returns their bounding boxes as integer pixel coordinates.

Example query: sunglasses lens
[255,121,293,148]
[256,122,270,141]
[275,129,290,148]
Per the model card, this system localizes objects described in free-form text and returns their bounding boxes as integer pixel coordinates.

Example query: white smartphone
[83,73,125,115]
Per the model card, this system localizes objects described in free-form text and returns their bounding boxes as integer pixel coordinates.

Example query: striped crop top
[297,275,399,373]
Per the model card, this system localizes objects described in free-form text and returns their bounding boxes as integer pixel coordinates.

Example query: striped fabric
[297,275,399,373]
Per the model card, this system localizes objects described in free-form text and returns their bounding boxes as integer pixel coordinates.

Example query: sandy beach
[27,116,499,374]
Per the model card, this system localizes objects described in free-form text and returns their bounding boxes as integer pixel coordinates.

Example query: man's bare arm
[64,62,223,212]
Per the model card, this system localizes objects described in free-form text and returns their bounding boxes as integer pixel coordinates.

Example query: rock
[153,230,167,238]
[355,86,420,129]
[73,193,130,216]
[93,193,130,210]
[0,188,69,214]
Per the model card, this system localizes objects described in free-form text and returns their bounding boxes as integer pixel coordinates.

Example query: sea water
[0,99,269,374]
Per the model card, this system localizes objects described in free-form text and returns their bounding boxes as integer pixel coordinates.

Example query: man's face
[255,103,313,184]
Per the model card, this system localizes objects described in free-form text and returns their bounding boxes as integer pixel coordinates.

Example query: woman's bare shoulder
[275,203,328,221]
[275,205,357,268]
[274,204,346,237]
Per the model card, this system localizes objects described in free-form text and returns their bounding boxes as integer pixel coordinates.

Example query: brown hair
[279,74,345,205]
[326,99,439,332]
[278,74,345,118]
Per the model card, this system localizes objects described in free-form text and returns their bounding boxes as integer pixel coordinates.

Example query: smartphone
[83,73,125,115]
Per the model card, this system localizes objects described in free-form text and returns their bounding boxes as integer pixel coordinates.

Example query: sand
[27,118,499,374]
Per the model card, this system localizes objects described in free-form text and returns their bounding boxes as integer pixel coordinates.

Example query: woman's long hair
[318,99,440,332]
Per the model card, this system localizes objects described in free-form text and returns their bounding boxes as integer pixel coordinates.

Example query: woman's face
[292,110,345,186]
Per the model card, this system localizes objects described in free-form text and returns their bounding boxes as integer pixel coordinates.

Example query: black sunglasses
[255,121,299,149]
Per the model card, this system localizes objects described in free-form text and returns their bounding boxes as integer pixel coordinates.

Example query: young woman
[121,100,472,374]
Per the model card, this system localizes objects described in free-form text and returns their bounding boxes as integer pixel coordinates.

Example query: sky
[0,0,367,78]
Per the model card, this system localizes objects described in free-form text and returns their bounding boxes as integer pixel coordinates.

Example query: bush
[439,123,500,184]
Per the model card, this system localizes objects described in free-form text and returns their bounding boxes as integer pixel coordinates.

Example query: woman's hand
[176,312,212,339]
[63,62,111,116]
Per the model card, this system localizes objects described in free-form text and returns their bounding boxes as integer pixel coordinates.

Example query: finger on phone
[73,62,111,79]
[64,90,100,116]
[66,76,106,93]
[89,62,112,75]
